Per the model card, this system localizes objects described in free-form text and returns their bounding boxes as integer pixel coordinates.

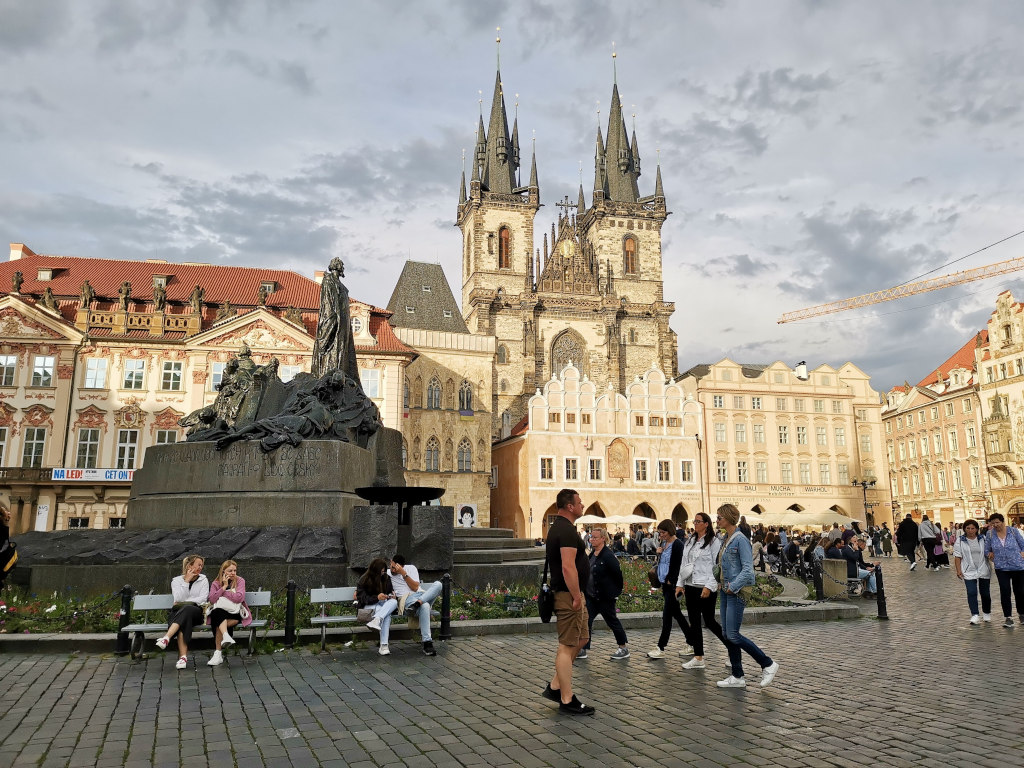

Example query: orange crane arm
[777,255,1024,323]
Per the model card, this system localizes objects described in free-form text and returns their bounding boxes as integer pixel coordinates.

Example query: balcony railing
[0,467,53,483]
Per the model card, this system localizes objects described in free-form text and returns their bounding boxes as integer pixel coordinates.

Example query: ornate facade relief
[114,401,146,429]
[74,405,109,432]
[0,307,65,339]
[551,329,589,380]
[608,438,630,479]
[205,320,308,351]
[152,406,184,435]
[22,404,55,429]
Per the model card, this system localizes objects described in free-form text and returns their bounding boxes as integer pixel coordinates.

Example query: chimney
[794,361,808,380]
[9,243,36,261]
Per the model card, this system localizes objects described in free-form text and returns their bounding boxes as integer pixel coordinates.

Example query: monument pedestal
[128,440,375,530]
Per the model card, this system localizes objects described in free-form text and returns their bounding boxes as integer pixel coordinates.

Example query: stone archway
[751,504,766,516]
[787,503,805,512]
[633,502,657,520]
[542,503,558,536]
[550,328,589,380]
[584,502,607,518]
[671,503,689,526]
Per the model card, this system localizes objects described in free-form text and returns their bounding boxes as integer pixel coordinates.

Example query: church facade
[456,68,679,440]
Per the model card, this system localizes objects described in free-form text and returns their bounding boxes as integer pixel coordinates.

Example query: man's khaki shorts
[554,591,589,647]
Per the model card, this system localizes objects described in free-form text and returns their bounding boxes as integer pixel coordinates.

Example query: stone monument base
[128,439,376,530]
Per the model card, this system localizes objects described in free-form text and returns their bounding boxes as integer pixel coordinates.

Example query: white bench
[309,586,359,651]
[121,590,271,659]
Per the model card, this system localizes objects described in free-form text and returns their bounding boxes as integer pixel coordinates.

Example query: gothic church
[456,67,679,438]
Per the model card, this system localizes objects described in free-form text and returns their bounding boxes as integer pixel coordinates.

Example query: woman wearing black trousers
[676,512,726,670]
[647,519,694,658]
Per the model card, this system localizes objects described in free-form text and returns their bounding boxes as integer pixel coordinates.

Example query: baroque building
[0,243,425,532]
[457,67,678,439]
[882,332,990,525]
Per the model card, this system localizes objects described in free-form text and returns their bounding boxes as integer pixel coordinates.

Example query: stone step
[453,537,536,551]
[454,548,545,564]
[451,561,543,590]
[453,527,514,538]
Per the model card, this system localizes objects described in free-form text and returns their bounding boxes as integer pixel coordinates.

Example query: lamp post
[852,478,876,524]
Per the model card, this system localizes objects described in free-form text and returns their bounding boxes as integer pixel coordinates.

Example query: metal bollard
[874,563,889,620]
[439,573,452,641]
[114,585,133,656]
[813,560,824,601]
[284,580,297,647]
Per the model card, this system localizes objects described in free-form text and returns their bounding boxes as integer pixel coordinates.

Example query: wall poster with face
[458,504,477,528]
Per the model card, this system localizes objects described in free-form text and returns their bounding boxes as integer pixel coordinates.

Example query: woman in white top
[155,554,209,670]
[953,519,991,625]
[676,512,726,670]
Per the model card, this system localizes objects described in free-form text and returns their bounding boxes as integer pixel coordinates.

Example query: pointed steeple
[630,129,641,177]
[654,162,664,199]
[474,115,486,176]
[511,116,521,184]
[593,124,606,197]
[481,70,518,194]
[577,184,586,213]
[459,169,467,205]
[604,83,639,203]
[529,143,538,188]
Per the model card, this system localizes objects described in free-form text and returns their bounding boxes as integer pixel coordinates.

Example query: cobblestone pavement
[1,560,1022,768]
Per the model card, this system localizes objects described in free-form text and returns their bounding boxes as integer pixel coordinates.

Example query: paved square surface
[1,561,1021,767]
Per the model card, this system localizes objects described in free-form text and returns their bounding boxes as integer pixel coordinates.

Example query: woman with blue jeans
[953,519,991,625]
[985,512,1024,628]
[715,504,779,689]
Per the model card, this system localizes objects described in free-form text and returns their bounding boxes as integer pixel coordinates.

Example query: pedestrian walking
[953,520,991,625]
[714,504,779,689]
[919,515,940,570]
[984,512,1024,628]
[578,528,629,661]
[541,489,595,715]
[647,519,695,659]
[896,514,919,570]
[881,523,893,557]
[676,512,726,671]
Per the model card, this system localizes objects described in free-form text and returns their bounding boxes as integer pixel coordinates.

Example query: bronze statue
[118,282,131,311]
[11,271,23,293]
[79,281,95,309]
[189,285,204,314]
[152,282,167,312]
[41,287,58,312]
[311,257,358,381]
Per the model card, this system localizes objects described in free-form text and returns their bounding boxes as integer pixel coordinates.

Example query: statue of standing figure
[189,285,204,314]
[152,282,167,312]
[118,282,132,311]
[80,281,95,309]
[311,257,358,381]
[11,271,23,293]
[41,287,59,312]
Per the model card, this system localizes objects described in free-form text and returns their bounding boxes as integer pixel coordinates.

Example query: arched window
[403,378,410,409]
[498,227,511,269]
[459,380,473,411]
[497,345,508,364]
[623,236,638,275]
[457,438,472,472]
[427,377,442,410]
[401,440,408,468]
[628,328,637,343]
[425,437,440,472]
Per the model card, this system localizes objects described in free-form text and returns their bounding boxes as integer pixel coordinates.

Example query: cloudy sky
[4,0,1024,391]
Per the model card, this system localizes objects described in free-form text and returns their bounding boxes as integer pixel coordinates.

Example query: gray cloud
[694,253,773,279]
[214,50,316,94]
[0,0,71,54]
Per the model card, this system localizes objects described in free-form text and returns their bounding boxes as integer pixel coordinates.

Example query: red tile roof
[916,330,987,387]
[511,415,529,436]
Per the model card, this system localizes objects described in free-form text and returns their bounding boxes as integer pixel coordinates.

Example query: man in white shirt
[388,554,443,656]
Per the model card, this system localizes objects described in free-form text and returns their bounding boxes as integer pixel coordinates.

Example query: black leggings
[683,585,725,657]
[167,603,204,645]
[657,585,692,649]
[995,569,1024,618]
[207,608,239,636]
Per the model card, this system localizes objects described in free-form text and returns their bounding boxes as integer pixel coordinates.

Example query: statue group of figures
[179,258,380,453]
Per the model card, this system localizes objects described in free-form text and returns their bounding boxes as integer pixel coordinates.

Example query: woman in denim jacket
[714,504,779,689]
[985,512,1024,627]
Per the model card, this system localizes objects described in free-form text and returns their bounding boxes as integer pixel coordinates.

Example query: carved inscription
[152,442,326,479]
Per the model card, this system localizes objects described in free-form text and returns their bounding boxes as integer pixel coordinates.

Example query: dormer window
[422,285,431,292]
[37,269,53,281]
[351,317,363,334]
[153,275,168,289]
[443,310,453,318]
[260,280,277,294]
[406,306,415,314]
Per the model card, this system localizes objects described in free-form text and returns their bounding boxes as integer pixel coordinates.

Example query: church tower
[456,69,540,337]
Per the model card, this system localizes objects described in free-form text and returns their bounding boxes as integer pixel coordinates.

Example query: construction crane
[777,255,1024,323]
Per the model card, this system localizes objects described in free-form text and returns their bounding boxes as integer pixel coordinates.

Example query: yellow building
[679,359,893,527]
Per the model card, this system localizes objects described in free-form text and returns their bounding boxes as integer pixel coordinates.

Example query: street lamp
[852,478,876,524]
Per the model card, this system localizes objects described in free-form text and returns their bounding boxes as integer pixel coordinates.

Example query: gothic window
[628,328,637,344]
[497,345,508,364]
[498,227,511,269]
[425,437,440,472]
[550,329,589,379]
[623,236,638,276]
[403,379,410,409]
[401,440,408,468]
[459,380,473,411]
[457,438,472,472]
[427,377,442,410]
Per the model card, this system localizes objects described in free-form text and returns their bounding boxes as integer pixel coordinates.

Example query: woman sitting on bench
[155,554,209,670]
[206,560,252,667]
[356,558,397,656]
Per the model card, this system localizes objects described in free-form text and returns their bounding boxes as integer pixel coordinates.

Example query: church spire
[481,69,518,194]
[529,139,538,189]
[604,81,639,203]
[654,160,664,199]
[459,169,467,205]
[593,122,606,199]
[577,183,586,213]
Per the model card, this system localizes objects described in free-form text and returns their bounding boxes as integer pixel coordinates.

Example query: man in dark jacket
[896,514,920,571]
[578,528,630,661]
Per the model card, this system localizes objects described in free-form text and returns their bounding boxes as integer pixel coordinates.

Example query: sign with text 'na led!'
[52,468,135,482]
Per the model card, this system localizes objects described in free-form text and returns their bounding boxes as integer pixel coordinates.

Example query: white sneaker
[175,656,188,670]
[982,613,992,622]
[366,616,382,631]
[207,650,223,666]
[716,675,746,688]
[378,644,390,656]
[760,661,779,688]
[155,637,169,650]
[970,615,981,625]
[910,562,917,571]
[647,648,665,658]
[220,633,236,647]
[682,657,705,669]
[678,645,695,657]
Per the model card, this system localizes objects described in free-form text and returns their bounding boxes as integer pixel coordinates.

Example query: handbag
[676,539,695,585]
[538,555,555,623]
[213,595,241,615]
[357,607,375,624]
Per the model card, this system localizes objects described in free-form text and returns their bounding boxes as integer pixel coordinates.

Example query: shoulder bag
[538,553,555,623]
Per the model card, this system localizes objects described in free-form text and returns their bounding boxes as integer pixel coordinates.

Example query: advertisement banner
[52,468,135,482]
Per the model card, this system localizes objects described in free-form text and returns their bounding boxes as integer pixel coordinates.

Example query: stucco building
[882,332,990,525]
[678,359,893,527]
